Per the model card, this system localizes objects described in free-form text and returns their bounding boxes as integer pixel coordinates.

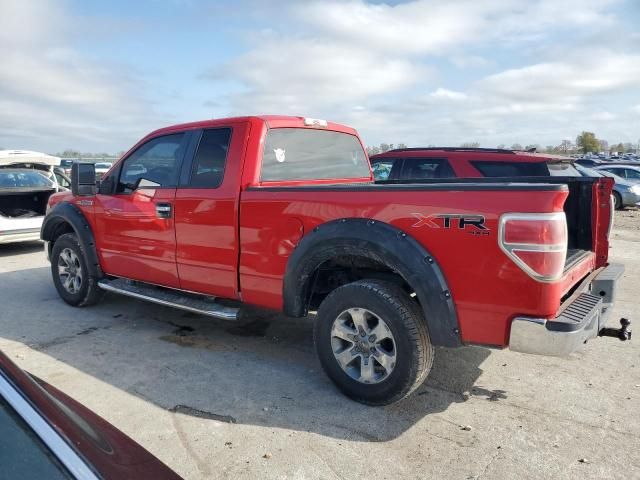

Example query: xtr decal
[411,213,489,235]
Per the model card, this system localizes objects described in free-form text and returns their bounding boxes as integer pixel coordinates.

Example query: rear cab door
[173,120,250,298]
[93,132,191,288]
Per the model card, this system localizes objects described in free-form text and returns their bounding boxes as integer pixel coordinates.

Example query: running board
[97,278,239,320]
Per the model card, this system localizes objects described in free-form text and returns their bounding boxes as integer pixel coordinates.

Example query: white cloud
[480,53,640,102]
[292,0,620,56]
[211,37,430,115]
[0,0,160,152]
[429,88,468,101]
[206,0,635,148]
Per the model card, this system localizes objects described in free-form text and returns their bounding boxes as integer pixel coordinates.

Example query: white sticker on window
[274,148,286,163]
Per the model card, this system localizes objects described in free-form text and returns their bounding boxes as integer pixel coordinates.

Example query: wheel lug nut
[368,335,376,342]
[370,347,376,353]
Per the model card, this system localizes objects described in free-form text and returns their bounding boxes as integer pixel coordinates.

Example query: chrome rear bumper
[509,263,625,357]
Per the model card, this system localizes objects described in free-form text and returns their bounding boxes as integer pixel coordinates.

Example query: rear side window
[624,169,640,179]
[189,128,232,187]
[261,128,370,181]
[548,163,581,177]
[371,159,397,181]
[472,161,549,177]
[401,158,455,179]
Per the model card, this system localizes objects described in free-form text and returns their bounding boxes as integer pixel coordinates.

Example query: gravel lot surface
[0,210,638,480]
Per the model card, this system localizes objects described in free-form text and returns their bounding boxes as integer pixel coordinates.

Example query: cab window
[400,158,455,179]
[118,133,186,192]
[189,128,232,188]
[371,159,397,181]
[472,161,549,177]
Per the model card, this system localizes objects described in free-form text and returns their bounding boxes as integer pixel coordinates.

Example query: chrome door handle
[156,203,172,219]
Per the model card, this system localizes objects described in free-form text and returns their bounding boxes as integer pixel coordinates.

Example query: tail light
[498,212,568,282]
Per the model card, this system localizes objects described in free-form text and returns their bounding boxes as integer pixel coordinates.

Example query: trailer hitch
[599,318,632,341]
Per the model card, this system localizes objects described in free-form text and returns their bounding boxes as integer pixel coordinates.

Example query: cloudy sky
[1,0,639,153]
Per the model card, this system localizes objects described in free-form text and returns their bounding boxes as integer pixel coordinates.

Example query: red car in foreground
[0,350,181,479]
[41,116,629,405]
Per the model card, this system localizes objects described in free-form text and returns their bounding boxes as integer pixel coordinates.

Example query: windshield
[261,128,370,181]
[95,163,112,169]
[0,170,55,188]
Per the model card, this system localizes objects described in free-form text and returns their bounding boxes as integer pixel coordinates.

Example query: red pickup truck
[41,116,629,405]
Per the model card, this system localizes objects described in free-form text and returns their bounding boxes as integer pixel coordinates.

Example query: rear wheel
[613,192,623,210]
[314,280,433,405]
[51,233,103,307]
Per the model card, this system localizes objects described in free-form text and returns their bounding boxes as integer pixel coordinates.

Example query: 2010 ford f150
[41,116,630,405]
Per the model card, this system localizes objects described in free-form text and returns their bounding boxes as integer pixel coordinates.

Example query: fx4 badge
[411,213,490,235]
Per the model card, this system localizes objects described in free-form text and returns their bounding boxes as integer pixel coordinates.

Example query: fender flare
[41,202,103,278]
[283,218,461,347]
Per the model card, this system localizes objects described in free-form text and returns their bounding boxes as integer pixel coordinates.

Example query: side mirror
[71,163,96,196]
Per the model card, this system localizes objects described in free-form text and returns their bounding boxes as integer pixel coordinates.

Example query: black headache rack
[384,147,534,155]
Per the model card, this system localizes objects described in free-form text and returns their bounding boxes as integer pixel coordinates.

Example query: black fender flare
[41,202,103,278]
[283,218,461,347]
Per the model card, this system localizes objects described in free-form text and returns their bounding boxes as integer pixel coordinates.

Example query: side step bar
[97,278,239,320]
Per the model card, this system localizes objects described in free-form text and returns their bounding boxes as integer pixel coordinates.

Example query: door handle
[156,203,172,219]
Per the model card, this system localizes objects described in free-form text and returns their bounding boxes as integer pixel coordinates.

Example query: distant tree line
[367,132,638,156]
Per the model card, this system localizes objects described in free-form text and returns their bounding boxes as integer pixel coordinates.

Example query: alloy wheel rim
[58,248,83,294]
[330,307,397,384]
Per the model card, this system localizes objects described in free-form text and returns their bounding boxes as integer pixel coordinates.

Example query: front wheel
[314,280,433,405]
[51,233,103,307]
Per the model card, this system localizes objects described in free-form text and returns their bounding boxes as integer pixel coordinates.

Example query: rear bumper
[509,263,625,356]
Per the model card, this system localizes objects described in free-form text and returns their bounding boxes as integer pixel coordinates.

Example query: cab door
[174,123,247,299]
[93,132,190,288]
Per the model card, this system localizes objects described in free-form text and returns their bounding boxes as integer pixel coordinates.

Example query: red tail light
[498,212,568,282]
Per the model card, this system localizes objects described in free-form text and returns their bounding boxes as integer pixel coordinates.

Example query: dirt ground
[0,211,638,479]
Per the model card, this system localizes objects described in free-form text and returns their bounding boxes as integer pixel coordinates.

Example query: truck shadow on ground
[0,267,494,442]
[0,241,44,258]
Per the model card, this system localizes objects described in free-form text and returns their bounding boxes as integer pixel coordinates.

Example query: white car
[94,162,113,179]
[0,150,64,244]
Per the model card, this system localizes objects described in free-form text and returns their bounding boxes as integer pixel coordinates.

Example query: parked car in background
[369,147,579,181]
[595,165,640,183]
[576,158,606,168]
[94,162,113,179]
[576,165,640,210]
[59,159,74,175]
[53,167,71,190]
[0,350,182,479]
[0,150,68,244]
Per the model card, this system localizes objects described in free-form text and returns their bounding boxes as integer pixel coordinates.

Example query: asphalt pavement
[1,212,638,479]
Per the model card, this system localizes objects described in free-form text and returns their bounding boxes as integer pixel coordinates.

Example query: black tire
[613,192,623,210]
[314,280,433,406]
[51,233,104,307]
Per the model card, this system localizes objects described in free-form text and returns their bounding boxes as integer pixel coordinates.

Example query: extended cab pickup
[41,116,629,405]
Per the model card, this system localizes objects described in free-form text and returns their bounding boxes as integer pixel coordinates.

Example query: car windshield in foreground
[0,170,55,188]
[261,128,370,181]
[0,396,72,479]
[95,163,112,169]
